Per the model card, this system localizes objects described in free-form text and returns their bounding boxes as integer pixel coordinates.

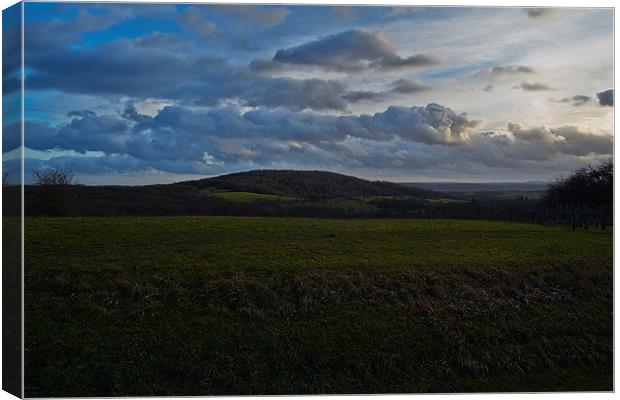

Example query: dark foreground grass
[24,217,612,396]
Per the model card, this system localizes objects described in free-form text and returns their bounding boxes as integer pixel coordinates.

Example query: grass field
[24,217,613,396]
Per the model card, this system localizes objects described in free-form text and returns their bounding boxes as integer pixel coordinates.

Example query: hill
[16,169,448,217]
[179,170,442,200]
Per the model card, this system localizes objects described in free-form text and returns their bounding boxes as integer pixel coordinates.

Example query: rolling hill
[18,170,451,217]
[178,170,444,200]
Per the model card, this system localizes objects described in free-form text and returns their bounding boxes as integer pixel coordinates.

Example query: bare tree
[2,171,13,187]
[33,167,77,186]
[33,167,77,216]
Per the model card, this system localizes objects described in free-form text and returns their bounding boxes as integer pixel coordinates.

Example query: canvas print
[1,2,614,397]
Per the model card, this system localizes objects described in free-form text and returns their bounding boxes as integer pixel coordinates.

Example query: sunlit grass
[211,191,297,202]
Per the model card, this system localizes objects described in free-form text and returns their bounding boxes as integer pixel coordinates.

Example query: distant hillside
[402,181,549,192]
[16,170,452,218]
[179,170,444,200]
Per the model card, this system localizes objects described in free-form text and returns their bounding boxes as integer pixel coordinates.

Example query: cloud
[331,6,357,20]
[357,103,481,145]
[133,32,185,48]
[491,65,535,77]
[169,77,349,112]
[467,65,535,83]
[388,7,423,17]
[390,79,431,94]
[21,103,482,173]
[2,76,21,97]
[2,18,21,81]
[507,123,612,157]
[341,91,387,103]
[236,78,348,111]
[67,110,97,118]
[518,81,553,91]
[23,8,130,57]
[375,54,439,71]
[178,7,217,39]
[2,122,22,153]
[597,89,613,106]
[20,109,611,180]
[341,79,431,104]
[259,29,439,73]
[18,9,348,112]
[213,5,290,26]
[552,95,591,107]
[12,4,613,183]
[570,95,591,106]
[24,39,350,112]
[525,8,557,18]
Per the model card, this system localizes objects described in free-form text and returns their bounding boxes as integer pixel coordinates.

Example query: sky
[2,3,614,184]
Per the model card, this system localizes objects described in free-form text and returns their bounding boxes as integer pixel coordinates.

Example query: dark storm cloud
[518,81,553,91]
[255,30,439,73]
[597,89,614,107]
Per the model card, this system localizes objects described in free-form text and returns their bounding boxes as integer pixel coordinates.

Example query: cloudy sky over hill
[2,4,614,184]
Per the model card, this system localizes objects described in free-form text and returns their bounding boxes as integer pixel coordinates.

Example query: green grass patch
[24,217,612,396]
[211,191,297,202]
[491,191,545,200]
[425,197,460,204]
[360,195,412,201]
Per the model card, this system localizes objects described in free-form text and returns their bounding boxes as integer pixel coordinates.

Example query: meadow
[24,217,613,396]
